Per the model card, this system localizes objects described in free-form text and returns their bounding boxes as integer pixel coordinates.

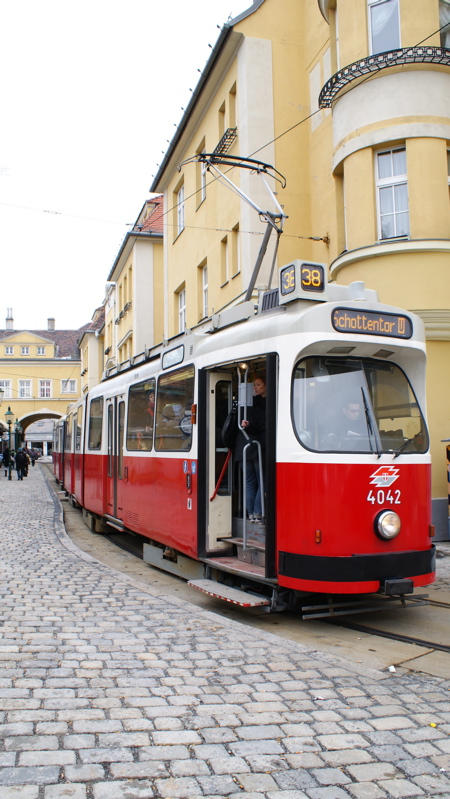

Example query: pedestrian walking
[15,448,28,481]
[3,447,10,477]
[22,447,31,476]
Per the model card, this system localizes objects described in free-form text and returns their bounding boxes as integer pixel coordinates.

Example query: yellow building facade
[100,197,164,379]
[151,0,450,535]
[0,317,82,447]
[316,0,450,530]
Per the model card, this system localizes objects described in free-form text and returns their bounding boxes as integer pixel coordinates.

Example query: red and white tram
[53,262,435,615]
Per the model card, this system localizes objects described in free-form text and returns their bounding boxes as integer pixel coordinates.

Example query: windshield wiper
[361,386,382,458]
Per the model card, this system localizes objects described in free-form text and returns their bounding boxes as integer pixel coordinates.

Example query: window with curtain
[376,147,409,240]
[368,0,400,54]
[441,0,450,48]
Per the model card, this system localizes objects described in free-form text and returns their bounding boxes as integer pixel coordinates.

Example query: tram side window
[127,378,156,450]
[155,365,195,451]
[65,417,72,452]
[88,397,103,450]
[118,401,125,477]
[75,406,82,451]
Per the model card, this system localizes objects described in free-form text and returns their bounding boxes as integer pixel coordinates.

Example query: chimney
[6,308,13,331]
[48,318,55,331]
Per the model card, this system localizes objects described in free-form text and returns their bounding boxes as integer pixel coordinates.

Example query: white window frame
[19,380,32,398]
[178,289,186,334]
[5,346,13,355]
[61,379,77,394]
[0,380,12,399]
[200,160,207,203]
[37,346,45,356]
[177,185,185,235]
[441,1,450,49]
[375,147,409,241]
[21,346,30,356]
[368,0,400,55]
[39,380,52,399]
[202,266,208,319]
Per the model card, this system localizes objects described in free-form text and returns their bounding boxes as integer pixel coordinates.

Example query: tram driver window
[292,356,428,455]
[127,378,156,451]
[155,366,195,451]
[88,397,103,450]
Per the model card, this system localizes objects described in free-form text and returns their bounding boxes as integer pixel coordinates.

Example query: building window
[202,266,208,319]
[21,346,30,356]
[218,101,225,138]
[5,346,13,355]
[199,159,207,204]
[229,83,237,129]
[37,347,45,356]
[19,380,32,398]
[196,139,207,206]
[0,380,12,398]
[447,149,450,204]
[368,0,400,54]
[39,380,51,399]
[61,379,77,394]
[231,223,240,277]
[221,235,229,285]
[441,1,450,48]
[178,288,186,334]
[376,147,409,240]
[176,184,185,236]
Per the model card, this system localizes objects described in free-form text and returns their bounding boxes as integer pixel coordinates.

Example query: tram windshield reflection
[292,357,428,454]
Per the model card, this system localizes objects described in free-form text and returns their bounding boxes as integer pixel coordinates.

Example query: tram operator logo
[369,466,400,487]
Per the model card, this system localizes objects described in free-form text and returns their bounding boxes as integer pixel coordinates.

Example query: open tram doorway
[199,353,277,580]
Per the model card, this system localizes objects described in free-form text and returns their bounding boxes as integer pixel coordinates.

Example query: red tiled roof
[140,195,163,234]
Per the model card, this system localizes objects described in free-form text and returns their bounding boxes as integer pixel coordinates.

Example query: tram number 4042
[367,489,401,505]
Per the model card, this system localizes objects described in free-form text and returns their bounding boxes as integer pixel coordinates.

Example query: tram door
[105,395,126,522]
[207,372,233,551]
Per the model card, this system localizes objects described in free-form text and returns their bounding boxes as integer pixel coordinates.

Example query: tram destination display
[332,307,412,338]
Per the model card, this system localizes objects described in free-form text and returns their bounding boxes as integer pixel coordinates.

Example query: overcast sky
[0,0,246,331]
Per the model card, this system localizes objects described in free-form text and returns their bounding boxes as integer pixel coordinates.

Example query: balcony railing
[319,46,450,108]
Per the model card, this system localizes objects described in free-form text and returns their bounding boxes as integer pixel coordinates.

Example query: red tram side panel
[122,455,198,559]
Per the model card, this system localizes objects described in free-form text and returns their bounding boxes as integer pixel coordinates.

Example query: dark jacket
[234,397,266,463]
[15,450,28,469]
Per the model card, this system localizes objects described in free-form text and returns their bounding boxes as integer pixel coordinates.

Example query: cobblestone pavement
[1,465,450,799]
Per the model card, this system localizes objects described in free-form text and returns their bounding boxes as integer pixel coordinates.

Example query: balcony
[319,47,450,108]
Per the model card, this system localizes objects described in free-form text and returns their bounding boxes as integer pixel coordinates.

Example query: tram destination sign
[332,307,412,339]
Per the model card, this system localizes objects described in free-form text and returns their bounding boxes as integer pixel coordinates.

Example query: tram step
[187,579,270,607]
[225,536,266,567]
[225,536,265,551]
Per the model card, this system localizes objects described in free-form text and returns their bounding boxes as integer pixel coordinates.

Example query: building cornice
[411,309,450,340]
[330,239,450,280]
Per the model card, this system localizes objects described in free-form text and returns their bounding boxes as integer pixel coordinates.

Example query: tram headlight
[375,511,401,540]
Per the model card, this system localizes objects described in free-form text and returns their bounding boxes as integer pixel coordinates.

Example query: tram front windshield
[292,357,428,455]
